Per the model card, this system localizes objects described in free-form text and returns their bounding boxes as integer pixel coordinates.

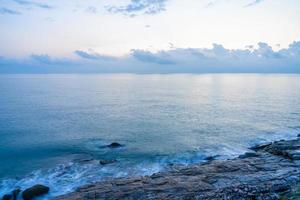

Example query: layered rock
[56,138,300,200]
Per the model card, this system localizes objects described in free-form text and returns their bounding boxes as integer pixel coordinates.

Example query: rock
[283,150,300,160]
[22,184,49,200]
[99,159,117,165]
[238,152,259,159]
[251,142,272,150]
[107,142,123,148]
[2,194,12,200]
[205,155,219,161]
[12,189,21,200]
[2,189,21,200]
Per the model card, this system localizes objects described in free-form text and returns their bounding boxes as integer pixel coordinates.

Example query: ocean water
[0,74,300,198]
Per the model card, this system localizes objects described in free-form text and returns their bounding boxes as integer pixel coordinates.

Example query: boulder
[22,184,49,200]
[2,194,12,200]
[99,159,117,165]
[12,189,21,200]
[2,189,21,200]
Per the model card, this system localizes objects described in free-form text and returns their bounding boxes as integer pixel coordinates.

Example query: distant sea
[1,74,300,198]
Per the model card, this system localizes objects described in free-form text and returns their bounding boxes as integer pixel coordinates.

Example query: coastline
[55,137,300,200]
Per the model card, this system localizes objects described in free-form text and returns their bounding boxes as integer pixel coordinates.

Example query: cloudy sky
[0,0,300,73]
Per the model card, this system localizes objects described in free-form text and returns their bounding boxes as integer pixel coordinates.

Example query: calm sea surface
[1,74,300,198]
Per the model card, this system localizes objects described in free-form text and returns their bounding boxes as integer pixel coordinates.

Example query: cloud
[74,50,117,61]
[279,41,300,58]
[0,7,21,15]
[30,54,73,65]
[253,42,282,58]
[106,0,167,17]
[12,0,54,9]
[205,0,265,8]
[205,0,219,8]
[1,41,300,73]
[244,0,264,7]
[86,6,97,14]
[131,49,175,64]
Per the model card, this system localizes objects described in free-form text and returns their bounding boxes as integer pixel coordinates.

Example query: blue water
[1,74,300,198]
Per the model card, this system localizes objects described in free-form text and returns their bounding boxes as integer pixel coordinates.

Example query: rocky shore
[54,137,300,200]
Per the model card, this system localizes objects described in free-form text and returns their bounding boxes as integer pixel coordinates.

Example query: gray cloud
[12,0,54,9]
[0,7,21,15]
[131,50,175,64]
[106,0,167,17]
[74,50,117,61]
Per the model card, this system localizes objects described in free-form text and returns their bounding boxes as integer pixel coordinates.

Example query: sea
[0,74,300,199]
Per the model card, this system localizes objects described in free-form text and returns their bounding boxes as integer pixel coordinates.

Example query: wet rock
[107,142,123,148]
[2,194,12,200]
[284,150,300,160]
[22,184,49,200]
[205,155,219,161]
[2,189,21,200]
[99,159,117,165]
[238,152,259,159]
[251,142,272,150]
[12,189,21,200]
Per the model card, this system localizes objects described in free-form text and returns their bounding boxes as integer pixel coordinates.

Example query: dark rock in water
[99,159,117,165]
[12,189,21,200]
[2,189,21,200]
[251,142,272,150]
[107,142,123,148]
[205,155,219,161]
[2,194,12,200]
[238,152,259,159]
[22,184,49,200]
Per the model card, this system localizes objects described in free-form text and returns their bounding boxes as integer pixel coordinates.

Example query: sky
[0,0,300,73]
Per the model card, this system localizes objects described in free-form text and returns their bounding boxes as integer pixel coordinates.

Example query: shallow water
[0,74,300,198]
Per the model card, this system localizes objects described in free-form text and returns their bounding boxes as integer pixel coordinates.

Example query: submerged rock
[99,159,117,165]
[106,142,123,148]
[22,184,49,200]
